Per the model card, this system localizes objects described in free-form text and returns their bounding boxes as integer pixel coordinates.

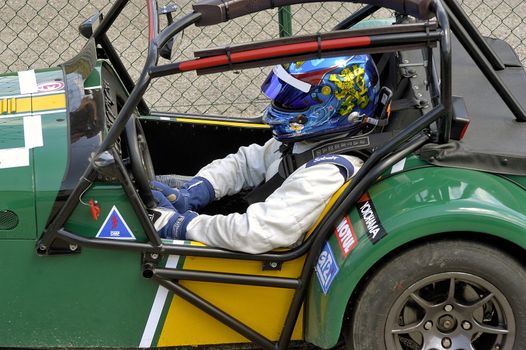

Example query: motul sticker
[96,206,136,240]
[357,193,387,244]
[315,243,339,295]
[37,81,65,92]
[335,215,358,257]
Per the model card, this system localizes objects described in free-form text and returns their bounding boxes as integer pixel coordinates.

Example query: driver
[150,55,380,254]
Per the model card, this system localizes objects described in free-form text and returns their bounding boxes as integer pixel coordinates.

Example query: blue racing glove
[149,190,198,240]
[151,176,215,212]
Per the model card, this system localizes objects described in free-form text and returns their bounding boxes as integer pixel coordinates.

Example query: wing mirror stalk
[79,12,103,39]
[160,3,178,60]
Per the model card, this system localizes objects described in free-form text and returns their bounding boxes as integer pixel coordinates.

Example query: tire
[345,239,526,350]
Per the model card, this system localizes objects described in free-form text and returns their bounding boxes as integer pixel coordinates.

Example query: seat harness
[243,130,396,205]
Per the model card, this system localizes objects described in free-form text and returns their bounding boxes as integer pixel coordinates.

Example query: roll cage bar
[38,1,526,349]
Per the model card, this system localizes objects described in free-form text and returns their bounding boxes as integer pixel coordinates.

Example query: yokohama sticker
[357,193,387,244]
[37,81,65,92]
[335,215,358,257]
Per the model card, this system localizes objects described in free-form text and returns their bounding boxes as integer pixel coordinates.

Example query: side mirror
[79,12,102,39]
[160,4,178,60]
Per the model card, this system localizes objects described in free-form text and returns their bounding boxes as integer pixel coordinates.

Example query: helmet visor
[261,65,317,110]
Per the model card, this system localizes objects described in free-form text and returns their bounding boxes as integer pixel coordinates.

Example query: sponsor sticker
[357,193,387,244]
[18,70,38,94]
[37,81,65,92]
[315,242,339,295]
[335,215,358,257]
[96,206,136,240]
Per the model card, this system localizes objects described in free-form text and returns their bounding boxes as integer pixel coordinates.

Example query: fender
[305,165,526,348]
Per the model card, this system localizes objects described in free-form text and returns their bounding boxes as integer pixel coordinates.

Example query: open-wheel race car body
[1,0,525,349]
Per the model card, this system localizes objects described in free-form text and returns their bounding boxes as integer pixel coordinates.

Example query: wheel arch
[304,167,526,348]
[342,231,526,340]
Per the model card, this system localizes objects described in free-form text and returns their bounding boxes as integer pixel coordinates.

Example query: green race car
[0,0,525,349]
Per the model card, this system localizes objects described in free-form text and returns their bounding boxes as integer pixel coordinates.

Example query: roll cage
[37,1,526,349]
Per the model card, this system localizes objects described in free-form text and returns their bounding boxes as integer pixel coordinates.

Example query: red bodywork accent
[179,36,372,72]
[147,0,155,42]
[459,120,470,140]
[88,199,101,221]
[358,192,371,202]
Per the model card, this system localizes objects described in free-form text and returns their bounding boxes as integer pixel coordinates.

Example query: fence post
[278,6,293,37]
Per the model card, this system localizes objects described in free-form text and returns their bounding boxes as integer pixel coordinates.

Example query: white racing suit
[185,138,363,254]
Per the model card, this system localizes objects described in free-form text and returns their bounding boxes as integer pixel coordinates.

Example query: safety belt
[243,131,397,205]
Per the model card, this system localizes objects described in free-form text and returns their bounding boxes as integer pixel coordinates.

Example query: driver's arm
[185,155,362,254]
[153,138,281,212]
[195,137,281,199]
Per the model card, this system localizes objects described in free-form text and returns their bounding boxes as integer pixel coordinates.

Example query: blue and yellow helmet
[261,55,380,142]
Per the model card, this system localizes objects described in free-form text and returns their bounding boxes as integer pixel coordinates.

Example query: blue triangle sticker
[95,206,136,240]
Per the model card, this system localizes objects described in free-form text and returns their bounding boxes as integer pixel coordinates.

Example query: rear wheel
[346,240,526,350]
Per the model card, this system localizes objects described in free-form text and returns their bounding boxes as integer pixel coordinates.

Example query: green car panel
[0,240,158,347]
[0,67,68,239]
[64,184,149,242]
[305,165,526,348]
[0,64,162,347]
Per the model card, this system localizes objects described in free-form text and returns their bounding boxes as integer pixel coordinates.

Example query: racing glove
[150,190,198,240]
[151,176,215,212]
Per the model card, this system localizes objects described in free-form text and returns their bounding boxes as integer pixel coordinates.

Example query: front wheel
[346,239,526,350]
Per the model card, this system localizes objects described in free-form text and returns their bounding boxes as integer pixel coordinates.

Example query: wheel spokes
[447,276,456,302]
[392,319,424,334]
[473,319,509,335]
[386,272,514,350]
[464,292,494,312]
[410,292,435,310]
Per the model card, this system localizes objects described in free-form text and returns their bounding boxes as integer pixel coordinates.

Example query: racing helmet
[261,55,380,142]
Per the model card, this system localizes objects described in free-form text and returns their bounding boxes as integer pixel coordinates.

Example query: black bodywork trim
[49,40,105,224]
[141,118,271,176]
[39,0,526,349]
[420,141,526,176]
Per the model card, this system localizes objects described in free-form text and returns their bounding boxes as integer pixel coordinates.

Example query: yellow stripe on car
[32,93,66,112]
[175,117,271,129]
[0,93,66,115]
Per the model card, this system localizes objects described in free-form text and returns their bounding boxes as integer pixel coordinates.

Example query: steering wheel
[125,117,156,208]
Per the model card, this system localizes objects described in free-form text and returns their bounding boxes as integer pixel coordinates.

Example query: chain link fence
[1,1,525,116]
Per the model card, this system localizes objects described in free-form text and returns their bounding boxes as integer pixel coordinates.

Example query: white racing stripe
[23,115,43,149]
[1,109,67,119]
[0,148,29,169]
[139,254,180,348]
[18,70,38,95]
[273,65,311,93]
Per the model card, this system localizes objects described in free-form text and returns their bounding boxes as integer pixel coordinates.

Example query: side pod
[304,165,526,348]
